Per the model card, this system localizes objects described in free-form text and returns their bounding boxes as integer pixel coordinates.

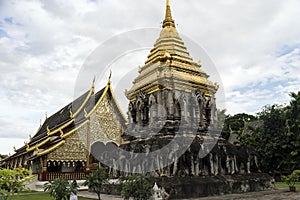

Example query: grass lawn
[275,182,300,191]
[12,192,93,200]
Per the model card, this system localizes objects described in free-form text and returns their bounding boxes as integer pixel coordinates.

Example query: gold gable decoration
[47,130,86,162]
[90,95,124,146]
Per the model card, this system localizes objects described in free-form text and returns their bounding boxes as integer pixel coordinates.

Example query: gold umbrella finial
[167,0,170,7]
[163,0,175,28]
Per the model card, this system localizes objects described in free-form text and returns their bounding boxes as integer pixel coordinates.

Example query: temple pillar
[214,154,219,175]
[209,153,214,174]
[40,156,47,172]
[157,91,162,116]
[167,91,174,116]
[199,93,206,129]
[234,155,239,173]
[137,102,142,127]
[172,159,178,176]
[191,153,195,176]
[247,157,251,174]
[149,95,157,126]
[226,155,230,174]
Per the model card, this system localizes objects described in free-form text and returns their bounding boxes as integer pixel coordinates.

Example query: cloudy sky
[0,0,300,155]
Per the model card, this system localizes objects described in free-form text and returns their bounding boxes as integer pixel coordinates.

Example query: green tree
[121,174,153,200]
[218,92,300,175]
[285,92,300,170]
[222,113,257,141]
[255,104,288,173]
[0,168,32,200]
[44,178,78,200]
[83,167,108,200]
[225,113,257,132]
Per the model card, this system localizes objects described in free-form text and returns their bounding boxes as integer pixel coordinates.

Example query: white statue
[151,182,169,200]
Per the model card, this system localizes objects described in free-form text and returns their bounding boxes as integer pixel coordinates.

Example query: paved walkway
[78,191,122,200]
[78,189,300,200]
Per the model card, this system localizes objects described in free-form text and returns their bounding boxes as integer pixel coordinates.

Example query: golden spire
[163,0,175,28]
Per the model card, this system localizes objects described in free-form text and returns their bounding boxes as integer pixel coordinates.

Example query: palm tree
[83,167,108,200]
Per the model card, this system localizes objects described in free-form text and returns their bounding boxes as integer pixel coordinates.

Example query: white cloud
[0,0,300,154]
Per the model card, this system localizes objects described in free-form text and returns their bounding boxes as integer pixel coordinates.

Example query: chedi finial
[163,0,175,28]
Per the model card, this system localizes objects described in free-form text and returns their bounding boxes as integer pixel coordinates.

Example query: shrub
[121,174,153,200]
[0,168,32,200]
[83,167,108,200]
[282,173,298,187]
[44,178,78,200]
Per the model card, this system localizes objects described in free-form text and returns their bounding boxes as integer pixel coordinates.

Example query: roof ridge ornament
[163,0,175,28]
[92,75,96,91]
[108,69,112,84]
[84,108,88,118]
[47,126,51,135]
[69,109,74,119]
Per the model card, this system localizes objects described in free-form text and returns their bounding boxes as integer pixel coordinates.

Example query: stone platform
[101,173,274,199]
[151,173,273,199]
[78,188,300,200]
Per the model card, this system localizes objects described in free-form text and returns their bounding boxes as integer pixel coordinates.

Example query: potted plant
[282,173,298,192]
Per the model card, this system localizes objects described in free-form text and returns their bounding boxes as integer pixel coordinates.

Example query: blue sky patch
[276,44,300,57]
[231,79,292,95]
[4,17,13,24]
[3,17,22,26]
[0,29,8,38]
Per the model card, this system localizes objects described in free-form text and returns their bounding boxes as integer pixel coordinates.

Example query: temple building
[0,78,126,181]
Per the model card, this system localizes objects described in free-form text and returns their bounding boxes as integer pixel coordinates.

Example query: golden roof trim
[85,80,127,122]
[47,119,74,136]
[61,120,90,139]
[72,83,95,118]
[109,84,127,122]
[26,137,52,152]
[36,140,66,157]
[85,83,109,118]
[40,80,94,137]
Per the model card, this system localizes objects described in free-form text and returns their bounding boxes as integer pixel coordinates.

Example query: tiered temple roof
[1,77,126,165]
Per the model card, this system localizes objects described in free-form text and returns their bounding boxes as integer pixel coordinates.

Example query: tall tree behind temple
[255,104,288,174]
[221,113,257,140]
[285,92,300,171]
[222,92,300,175]
[243,92,300,174]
